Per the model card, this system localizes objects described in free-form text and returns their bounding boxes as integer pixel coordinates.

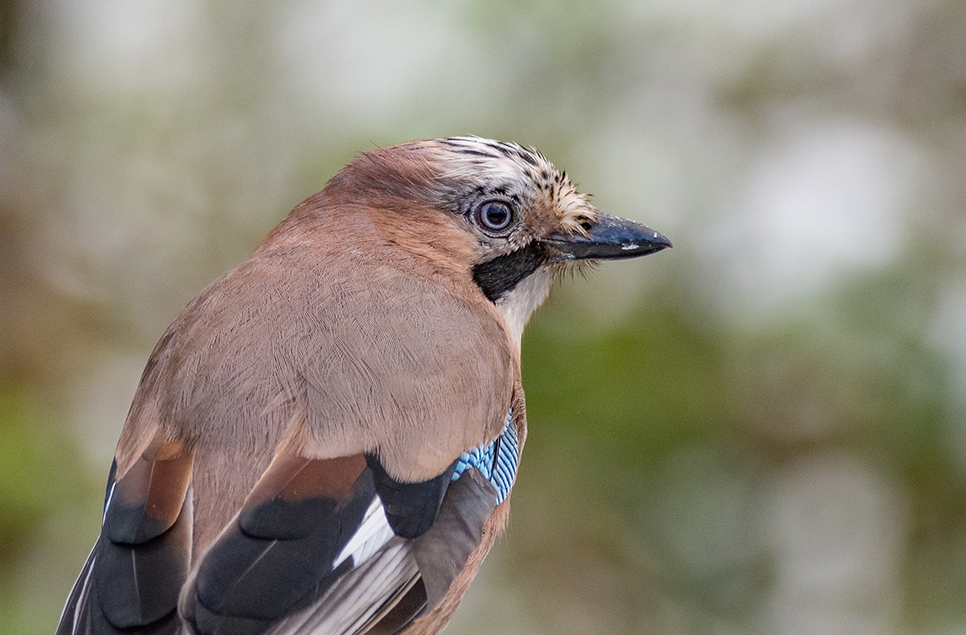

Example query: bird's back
[117,199,516,556]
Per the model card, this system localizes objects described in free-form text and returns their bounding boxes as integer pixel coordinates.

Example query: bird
[56,136,671,635]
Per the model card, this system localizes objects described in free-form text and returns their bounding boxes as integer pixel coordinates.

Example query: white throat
[494,268,555,350]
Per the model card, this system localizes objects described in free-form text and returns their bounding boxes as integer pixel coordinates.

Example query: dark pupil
[481,202,510,229]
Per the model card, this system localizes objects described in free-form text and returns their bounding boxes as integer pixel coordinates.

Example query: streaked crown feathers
[431,136,599,237]
[335,136,599,240]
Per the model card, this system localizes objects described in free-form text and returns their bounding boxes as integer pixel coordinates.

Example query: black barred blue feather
[452,410,519,505]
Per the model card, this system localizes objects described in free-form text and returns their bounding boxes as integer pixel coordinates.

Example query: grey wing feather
[265,471,498,635]
[268,538,418,635]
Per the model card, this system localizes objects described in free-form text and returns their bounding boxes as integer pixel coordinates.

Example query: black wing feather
[56,455,194,635]
[364,454,458,539]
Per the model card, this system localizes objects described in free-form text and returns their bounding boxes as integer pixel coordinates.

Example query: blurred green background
[2,0,966,633]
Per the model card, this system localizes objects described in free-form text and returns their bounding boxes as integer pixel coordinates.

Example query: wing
[180,412,520,635]
[56,449,194,635]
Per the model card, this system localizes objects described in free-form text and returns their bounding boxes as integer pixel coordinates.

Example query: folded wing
[180,425,516,635]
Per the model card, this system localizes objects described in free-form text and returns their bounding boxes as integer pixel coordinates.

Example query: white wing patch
[101,482,116,525]
[333,496,395,569]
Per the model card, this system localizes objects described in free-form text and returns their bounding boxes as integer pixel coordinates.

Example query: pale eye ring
[474,200,514,233]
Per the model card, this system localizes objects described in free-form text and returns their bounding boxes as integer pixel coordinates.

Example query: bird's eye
[474,200,514,233]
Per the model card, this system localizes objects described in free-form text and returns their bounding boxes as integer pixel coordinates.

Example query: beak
[543,212,672,261]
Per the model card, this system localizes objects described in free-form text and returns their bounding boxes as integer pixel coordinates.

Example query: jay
[56,137,670,635]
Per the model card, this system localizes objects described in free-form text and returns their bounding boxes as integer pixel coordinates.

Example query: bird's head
[310,136,671,345]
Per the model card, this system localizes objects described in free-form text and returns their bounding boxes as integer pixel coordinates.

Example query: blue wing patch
[452,410,519,505]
